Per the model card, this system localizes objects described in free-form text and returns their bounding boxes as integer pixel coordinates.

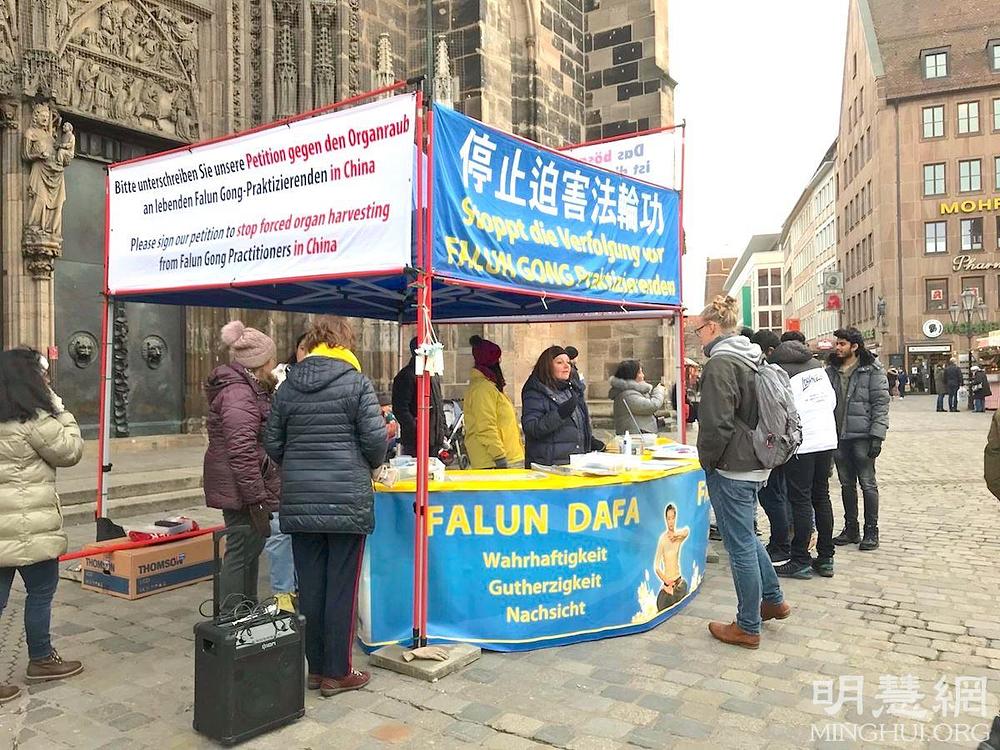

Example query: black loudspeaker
[192,528,306,746]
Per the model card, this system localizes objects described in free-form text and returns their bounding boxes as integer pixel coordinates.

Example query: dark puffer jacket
[264,355,387,535]
[391,359,445,457]
[203,364,281,512]
[521,375,593,467]
[825,349,890,442]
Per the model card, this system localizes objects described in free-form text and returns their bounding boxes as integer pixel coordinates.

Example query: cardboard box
[81,534,221,600]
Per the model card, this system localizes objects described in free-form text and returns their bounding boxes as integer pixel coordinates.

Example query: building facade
[838,0,1000,373]
[723,233,784,334]
[781,142,840,347]
[703,256,736,307]
[0,0,675,435]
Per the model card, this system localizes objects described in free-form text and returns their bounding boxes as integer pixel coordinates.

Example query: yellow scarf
[308,344,361,372]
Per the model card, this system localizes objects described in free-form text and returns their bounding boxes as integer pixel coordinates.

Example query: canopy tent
[97,83,684,647]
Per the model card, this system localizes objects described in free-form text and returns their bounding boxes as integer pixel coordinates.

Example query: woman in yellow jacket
[464,335,524,469]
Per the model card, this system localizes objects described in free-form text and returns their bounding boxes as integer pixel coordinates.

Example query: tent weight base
[369,643,481,683]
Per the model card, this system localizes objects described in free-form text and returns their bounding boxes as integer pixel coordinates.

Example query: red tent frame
[94,83,686,648]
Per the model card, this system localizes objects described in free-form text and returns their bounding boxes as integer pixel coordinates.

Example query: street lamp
[949,288,985,410]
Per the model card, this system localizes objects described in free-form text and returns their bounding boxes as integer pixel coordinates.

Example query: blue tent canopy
[111,269,678,323]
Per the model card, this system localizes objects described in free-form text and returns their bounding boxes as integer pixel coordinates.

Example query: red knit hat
[470,335,501,367]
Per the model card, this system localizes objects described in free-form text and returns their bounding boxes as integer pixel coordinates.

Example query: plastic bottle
[623,431,632,457]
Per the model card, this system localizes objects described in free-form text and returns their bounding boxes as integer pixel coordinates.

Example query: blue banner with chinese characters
[358,468,708,652]
[431,105,681,307]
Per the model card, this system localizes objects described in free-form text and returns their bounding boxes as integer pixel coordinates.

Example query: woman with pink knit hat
[203,321,281,611]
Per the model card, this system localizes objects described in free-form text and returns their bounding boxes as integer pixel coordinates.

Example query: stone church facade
[0,0,676,436]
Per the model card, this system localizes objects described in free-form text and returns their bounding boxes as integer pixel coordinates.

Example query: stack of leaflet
[648,443,699,466]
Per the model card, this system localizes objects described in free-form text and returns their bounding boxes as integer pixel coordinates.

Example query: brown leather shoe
[320,669,370,697]
[0,685,21,704]
[761,600,791,622]
[708,621,760,649]
[25,650,83,683]
[307,674,322,690]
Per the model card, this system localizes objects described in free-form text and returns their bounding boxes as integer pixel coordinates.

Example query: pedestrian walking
[971,366,991,413]
[768,332,838,579]
[828,328,890,551]
[887,369,898,400]
[264,315,387,696]
[0,348,85,703]
[945,358,963,412]
[694,295,790,649]
[203,321,281,611]
[934,365,947,412]
[464,335,524,469]
[897,369,908,399]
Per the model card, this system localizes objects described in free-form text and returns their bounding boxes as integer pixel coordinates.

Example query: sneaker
[320,669,370,697]
[859,527,880,551]
[767,547,790,566]
[774,561,813,580]
[811,558,835,578]
[833,526,860,546]
[25,650,83,683]
[0,685,21,704]
[709,525,722,541]
[275,593,296,613]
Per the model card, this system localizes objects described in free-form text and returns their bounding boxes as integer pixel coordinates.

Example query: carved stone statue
[69,331,97,368]
[875,295,887,329]
[22,102,75,278]
[76,60,99,111]
[171,93,191,140]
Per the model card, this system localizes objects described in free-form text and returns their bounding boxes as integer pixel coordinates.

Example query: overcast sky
[670,0,849,310]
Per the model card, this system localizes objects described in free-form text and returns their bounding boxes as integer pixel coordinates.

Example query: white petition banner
[564,129,679,190]
[107,93,416,293]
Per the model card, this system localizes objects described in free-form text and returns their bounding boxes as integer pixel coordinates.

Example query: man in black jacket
[945,358,963,412]
[827,328,890,551]
[391,337,445,458]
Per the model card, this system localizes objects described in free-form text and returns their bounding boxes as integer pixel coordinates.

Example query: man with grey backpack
[694,296,800,650]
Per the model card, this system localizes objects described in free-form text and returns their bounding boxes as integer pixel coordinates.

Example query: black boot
[859,526,879,551]
[977,715,1000,750]
[833,524,860,546]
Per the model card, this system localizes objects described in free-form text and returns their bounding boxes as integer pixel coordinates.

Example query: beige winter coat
[0,410,84,567]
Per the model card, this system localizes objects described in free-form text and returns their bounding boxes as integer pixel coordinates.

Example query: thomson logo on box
[138,553,186,575]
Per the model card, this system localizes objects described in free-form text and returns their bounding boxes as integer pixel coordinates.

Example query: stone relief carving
[433,35,459,109]
[112,301,129,437]
[231,0,242,129]
[0,0,16,95]
[273,0,298,118]
[141,335,166,369]
[347,0,359,97]
[373,32,392,92]
[54,0,201,141]
[312,2,335,108]
[22,102,74,279]
[68,331,98,368]
[249,0,262,124]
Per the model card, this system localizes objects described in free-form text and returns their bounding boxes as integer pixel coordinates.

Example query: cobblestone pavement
[1,396,999,749]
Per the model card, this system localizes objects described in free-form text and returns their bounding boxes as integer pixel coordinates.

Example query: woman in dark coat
[203,321,280,611]
[521,346,595,467]
[264,316,386,697]
[972,365,992,412]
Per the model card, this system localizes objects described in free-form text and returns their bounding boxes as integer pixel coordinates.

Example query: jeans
[834,439,879,531]
[706,471,783,635]
[783,451,835,566]
[948,388,959,411]
[0,558,59,660]
[937,393,945,411]
[265,516,296,594]
[220,509,267,611]
[757,466,789,558]
[898,384,906,398]
[974,397,986,413]
[292,532,366,679]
